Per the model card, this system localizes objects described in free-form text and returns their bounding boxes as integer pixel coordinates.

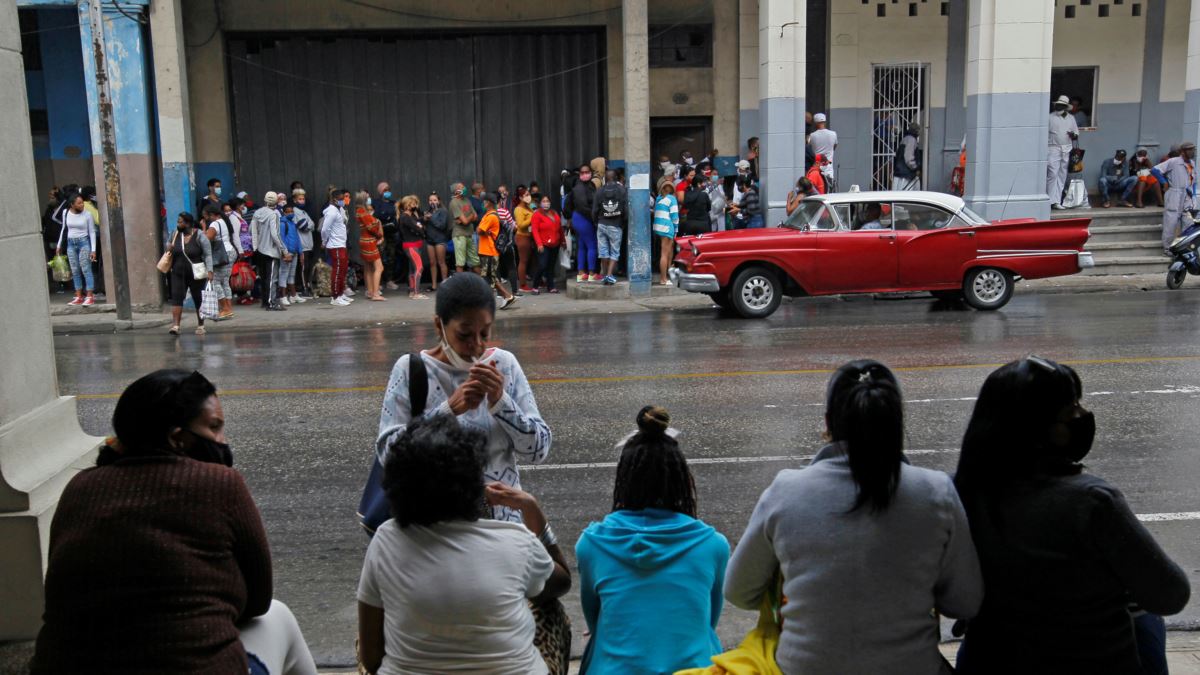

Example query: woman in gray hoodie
[725,360,983,674]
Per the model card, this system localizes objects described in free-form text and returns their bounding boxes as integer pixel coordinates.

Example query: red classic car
[669,191,1092,318]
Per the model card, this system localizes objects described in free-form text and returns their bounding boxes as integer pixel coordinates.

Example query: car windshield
[784,200,824,229]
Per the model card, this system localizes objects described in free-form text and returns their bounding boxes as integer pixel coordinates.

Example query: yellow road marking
[71,354,1200,400]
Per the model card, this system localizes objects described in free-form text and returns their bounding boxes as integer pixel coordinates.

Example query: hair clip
[858,371,872,383]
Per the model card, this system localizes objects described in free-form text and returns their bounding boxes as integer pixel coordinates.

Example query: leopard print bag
[531,598,571,675]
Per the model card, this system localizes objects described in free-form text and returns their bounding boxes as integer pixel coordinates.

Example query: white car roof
[806,190,968,214]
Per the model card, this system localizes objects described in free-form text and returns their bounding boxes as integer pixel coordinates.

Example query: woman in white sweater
[56,193,98,306]
[375,272,551,523]
[725,360,983,674]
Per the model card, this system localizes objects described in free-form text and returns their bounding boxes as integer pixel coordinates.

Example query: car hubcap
[741,276,774,310]
[972,270,1006,303]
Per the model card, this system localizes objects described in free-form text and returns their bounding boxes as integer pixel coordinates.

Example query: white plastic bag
[559,231,574,269]
[1061,179,1088,209]
[199,282,220,320]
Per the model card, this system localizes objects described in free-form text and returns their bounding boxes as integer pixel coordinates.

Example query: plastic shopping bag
[48,255,71,282]
[559,231,574,269]
[199,283,220,320]
[1061,179,1088,209]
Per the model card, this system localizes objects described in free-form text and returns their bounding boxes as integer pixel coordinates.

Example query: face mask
[184,429,233,467]
[438,328,478,370]
[366,198,373,206]
[177,223,190,233]
[296,199,305,206]
[214,187,222,196]
[1055,411,1096,463]
[383,191,392,200]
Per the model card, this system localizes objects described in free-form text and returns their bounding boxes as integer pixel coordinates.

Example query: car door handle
[958,231,976,237]
[878,234,896,240]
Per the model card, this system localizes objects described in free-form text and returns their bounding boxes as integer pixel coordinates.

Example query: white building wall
[739,0,760,150]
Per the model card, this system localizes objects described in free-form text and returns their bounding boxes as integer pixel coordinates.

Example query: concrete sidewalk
[49,272,1190,336]
[311,632,1200,674]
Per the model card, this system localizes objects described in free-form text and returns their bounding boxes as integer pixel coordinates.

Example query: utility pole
[87,0,133,320]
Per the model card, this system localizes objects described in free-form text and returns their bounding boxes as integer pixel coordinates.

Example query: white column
[151,0,196,224]
[712,0,740,174]
[1184,0,1200,149]
[758,0,806,225]
[963,0,1056,220]
[0,0,101,639]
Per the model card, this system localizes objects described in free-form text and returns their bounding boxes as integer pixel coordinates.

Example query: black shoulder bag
[357,353,427,535]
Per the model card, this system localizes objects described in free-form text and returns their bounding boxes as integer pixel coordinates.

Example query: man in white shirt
[809,113,838,192]
[1047,95,1080,209]
[322,189,352,305]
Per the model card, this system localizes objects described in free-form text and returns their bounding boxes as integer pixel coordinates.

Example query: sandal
[410,293,429,300]
[169,325,180,336]
[195,326,206,336]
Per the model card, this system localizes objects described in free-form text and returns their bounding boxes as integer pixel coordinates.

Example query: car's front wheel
[962,267,1014,310]
[707,290,733,311]
[730,267,782,318]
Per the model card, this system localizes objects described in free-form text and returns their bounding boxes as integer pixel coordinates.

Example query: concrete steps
[1051,207,1166,275]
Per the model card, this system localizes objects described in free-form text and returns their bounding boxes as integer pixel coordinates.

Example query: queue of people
[31,293,1190,674]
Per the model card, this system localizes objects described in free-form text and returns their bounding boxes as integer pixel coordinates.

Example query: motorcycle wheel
[1167,267,1187,290]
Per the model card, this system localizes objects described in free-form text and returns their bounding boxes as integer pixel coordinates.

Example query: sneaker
[530,288,540,295]
[549,288,559,294]
[576,274,586,283]
[499,296,516,310]
[266,303,287,311]
[344,287,356,296]
[67,296,83,306]
[82,296,95,306]
[520,285,534,293]
[603,276,616,285]
[279,296,290,306]
[386,281,400,290]
[336,296,352,306]
[168,325,180,335]
[590,274,603,282]
[291,295,306,304]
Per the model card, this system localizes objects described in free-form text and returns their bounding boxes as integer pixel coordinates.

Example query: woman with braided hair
[575,406,729,675]
[724,360,983,674]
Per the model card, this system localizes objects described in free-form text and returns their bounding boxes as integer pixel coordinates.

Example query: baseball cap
[735,159,751,170]
[813,113,827,123]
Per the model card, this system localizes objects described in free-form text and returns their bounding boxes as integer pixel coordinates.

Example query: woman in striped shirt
[652,182,679,286]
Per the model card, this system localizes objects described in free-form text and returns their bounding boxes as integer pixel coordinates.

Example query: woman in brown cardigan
[31,369,316,675]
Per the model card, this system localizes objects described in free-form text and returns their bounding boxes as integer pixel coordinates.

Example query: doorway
[870,62,929,190]
[651,116,713,183]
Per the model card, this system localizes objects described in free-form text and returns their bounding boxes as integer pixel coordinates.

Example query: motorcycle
[1167,216,1200,290]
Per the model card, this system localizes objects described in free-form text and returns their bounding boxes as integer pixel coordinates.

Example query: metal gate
[226,30,606,202]
[871,62,927,190]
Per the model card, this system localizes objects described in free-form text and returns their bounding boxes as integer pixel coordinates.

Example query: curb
[51,317,171,335]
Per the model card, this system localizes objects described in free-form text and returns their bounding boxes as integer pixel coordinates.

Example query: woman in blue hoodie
[576,406,729,675]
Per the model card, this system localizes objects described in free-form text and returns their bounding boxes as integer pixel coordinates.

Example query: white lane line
[1137,512,1200,522]
[521,448,957,472]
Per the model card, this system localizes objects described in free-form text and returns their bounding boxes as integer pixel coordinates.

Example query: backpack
[357,353,427,535]
[229,259,256,293]
[496,216,516,253]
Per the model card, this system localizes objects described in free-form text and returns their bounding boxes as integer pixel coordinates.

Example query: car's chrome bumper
[1077,251,1095,269]
[669,267,721,293]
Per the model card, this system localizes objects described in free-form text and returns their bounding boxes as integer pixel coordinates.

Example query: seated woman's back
[577,408,730,675]
[725,362,981,675]
[954,358,1190,674]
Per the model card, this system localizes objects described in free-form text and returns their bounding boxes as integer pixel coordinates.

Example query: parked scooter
[1166,215,1200,290]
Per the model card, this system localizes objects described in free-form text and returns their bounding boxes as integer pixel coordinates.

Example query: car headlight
[690,242,699,257]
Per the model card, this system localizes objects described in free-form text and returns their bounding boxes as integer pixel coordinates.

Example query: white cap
[814,112,827,123]
[735,159,751,170]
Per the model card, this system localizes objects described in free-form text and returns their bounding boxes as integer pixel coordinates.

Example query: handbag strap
[409,352,428,418]
[179,232,195,265]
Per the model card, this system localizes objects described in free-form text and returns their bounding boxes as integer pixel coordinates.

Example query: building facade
[16,0,1200,306]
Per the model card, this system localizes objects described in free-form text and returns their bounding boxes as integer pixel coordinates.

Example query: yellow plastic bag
[676,588,783,675]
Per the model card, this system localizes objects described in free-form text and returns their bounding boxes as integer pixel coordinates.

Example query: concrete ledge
[52,316,171,335]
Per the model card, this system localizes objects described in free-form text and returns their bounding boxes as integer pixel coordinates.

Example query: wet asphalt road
[54,290,1200,666]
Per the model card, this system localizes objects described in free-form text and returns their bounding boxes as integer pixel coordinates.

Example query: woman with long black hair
[725,360,982,673]
[953,357,1190,675]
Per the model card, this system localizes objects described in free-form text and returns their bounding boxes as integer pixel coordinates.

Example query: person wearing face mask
[565,163,600,282]
[251,192,287,311]
[356,191,386,302]
[953,357,1190,675]
[513,186,538,292]
[1047,95,1080,209]
[31,369,318,675]
[376,272,552,524]
[323,189,352,305]
[166,212,214,336]
[199,178,223,215]
[449,182,481,274]
[422,192,451,292]
[290,190,316,300]
[1151,142,1198,255]
[531,194,563,293]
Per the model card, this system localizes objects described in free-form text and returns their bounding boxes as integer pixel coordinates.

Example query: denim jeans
[66,236,94,292]
[746,214,765,229]
[536,246,559,290]
[1099,175,1138,202]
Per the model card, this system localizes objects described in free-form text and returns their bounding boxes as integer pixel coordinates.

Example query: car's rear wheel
[730,267,782,318]
[962,267,1014,310]
[1167,267,1188,290]
[707,290,733,310]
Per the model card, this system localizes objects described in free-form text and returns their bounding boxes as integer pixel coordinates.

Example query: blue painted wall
[37,9,91,162]
[76,5,154,156]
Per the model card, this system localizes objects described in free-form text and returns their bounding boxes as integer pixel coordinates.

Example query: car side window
[892,203,955,231]
[847,202,892,231]
[833,204,853,230]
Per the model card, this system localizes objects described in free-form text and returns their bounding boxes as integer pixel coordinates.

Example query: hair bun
[636,406,671,439]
